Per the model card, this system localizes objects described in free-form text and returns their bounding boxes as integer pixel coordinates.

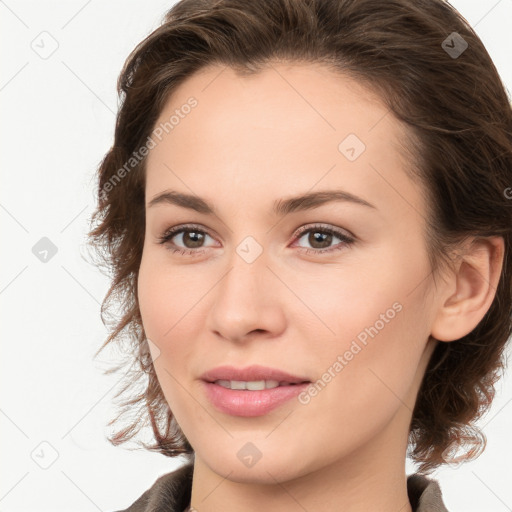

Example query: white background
[1,1,512,511]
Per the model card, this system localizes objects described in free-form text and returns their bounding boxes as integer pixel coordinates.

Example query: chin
[201,448,313,485]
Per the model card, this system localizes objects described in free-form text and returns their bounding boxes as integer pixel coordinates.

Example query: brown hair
[87,0,512,474]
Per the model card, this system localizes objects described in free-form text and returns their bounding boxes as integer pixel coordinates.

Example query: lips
[200,364,311,385]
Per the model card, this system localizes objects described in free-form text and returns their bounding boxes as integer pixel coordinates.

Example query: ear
[430,236,505,342]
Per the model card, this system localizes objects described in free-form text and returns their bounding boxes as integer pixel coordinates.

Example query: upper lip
[200,365,310,384]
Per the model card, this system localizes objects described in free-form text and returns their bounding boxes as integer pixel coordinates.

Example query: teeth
[215,379,281,390]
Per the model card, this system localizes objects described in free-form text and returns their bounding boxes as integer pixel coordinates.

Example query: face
[138,62,441,483]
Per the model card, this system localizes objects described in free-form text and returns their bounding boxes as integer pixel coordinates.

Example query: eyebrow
[147,189,377,216]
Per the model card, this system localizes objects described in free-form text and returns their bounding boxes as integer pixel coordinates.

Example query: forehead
[144,62,423,221]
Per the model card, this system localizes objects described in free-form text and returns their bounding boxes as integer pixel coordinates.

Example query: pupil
[185,231,203,248]
[310,231,331,248]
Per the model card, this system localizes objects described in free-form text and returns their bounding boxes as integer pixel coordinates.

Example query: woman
[87,0,512,510]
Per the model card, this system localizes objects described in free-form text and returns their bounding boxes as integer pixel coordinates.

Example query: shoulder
[113,462,194,512]
[407,472,450,512]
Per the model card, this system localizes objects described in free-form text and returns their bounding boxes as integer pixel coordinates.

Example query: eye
[157,224,217,256]
[157,223,355,256]
[292,223,355,255]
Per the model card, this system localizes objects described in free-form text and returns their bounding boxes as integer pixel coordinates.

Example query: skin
[137,62,504,512]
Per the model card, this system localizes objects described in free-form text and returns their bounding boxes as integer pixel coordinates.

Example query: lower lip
[202,381,310,417]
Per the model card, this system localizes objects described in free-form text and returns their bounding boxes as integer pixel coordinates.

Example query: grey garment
[407,473,450,512]
[114,462,450,512]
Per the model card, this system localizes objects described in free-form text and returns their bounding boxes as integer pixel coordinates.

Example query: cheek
[137,258,194,417]
[137,254,183,368]
[293,264,406,353]
[137,253,205,366]
[300,239,430,378]
[292,294,427,460]
[138,247,189,335]
[137,260,168,339]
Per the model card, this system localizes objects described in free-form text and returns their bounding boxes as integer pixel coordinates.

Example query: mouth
[199,365,312,417]
[209,379,310,390]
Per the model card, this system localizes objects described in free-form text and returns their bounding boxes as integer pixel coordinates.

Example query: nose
[205,244,286,344]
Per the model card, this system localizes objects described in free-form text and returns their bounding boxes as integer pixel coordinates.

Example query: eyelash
[156,223,355,257]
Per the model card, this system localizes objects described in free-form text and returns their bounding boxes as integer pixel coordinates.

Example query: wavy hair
[87,0,512,474]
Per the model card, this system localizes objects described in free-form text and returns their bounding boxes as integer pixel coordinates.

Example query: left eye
[293,224,355,254]
[157,223,355,256]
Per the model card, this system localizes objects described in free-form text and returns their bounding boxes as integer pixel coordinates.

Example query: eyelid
[293,222,355,240]
[158,222,354,241]
[160,223,216,239]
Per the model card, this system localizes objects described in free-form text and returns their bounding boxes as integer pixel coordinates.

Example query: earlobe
[430,236,505,343]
